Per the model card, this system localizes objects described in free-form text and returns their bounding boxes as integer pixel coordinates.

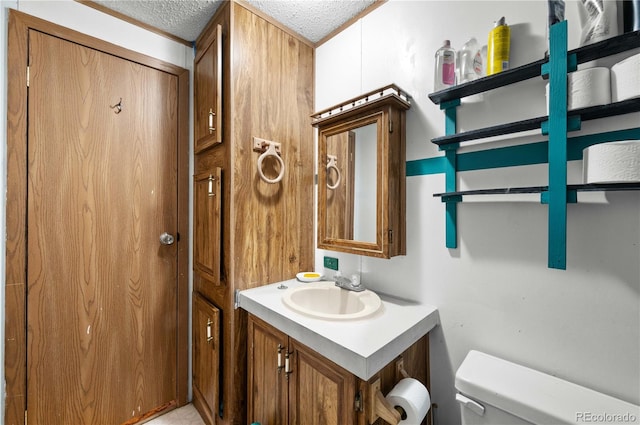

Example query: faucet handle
[351,274,361,287]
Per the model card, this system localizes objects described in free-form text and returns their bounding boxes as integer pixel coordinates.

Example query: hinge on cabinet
[354,390,363,412]
[388,229,393,244]
[26,66,30,87]
[314,174,318,185]
[234,289,240,309]
[25,410,27,425]
[389,118,393,133]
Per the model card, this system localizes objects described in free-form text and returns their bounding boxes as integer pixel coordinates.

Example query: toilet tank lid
[455,350,640,425]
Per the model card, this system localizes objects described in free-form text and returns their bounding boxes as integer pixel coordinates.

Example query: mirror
[324,121,377,243]
[313,85,411,258]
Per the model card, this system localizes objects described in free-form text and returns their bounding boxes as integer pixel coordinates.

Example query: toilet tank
[455,350,640,425]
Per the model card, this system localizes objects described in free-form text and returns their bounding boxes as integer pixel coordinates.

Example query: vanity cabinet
[248,315,358,425]
[313,85,411,259]
[247,315,431,425]
[193,294,221,425]
[247,317,288,424]
[194,23,222,153]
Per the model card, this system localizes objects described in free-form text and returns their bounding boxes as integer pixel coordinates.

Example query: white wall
[0,1,194,421]
[315,1,640,423]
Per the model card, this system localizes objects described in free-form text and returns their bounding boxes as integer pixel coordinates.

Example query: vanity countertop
[237,279,439,380]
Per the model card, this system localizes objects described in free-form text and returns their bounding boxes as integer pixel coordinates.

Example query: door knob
[160,232,175,245]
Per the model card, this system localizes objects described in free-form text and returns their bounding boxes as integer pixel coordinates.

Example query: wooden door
[192,294,221,424]
[26,30,179,424]
[247,316,288,425]
[288,340,357,425]
[194,23,223,153]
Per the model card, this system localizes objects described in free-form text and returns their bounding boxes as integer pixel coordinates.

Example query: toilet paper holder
[369,378,403,424]
[368,360,411,424]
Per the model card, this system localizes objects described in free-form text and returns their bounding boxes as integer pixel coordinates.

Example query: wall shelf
[425,22,640,269]
[432,98,640,146]
[434,183,640,198]
[428,30,640,105]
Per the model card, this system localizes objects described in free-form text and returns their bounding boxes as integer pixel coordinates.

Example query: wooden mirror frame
[313,85,411,258]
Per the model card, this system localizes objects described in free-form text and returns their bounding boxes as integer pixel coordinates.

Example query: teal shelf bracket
[441,100,460,249]
[441,194,462,203]
[541,51,577,76]
[440,99,461,111]
[546,20,570,270]
[541,190,577,204]
[541,115,581,135]
[568,53,578,72]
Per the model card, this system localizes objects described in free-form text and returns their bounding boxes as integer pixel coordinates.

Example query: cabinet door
[193,168,222,285]
[194,23,222,153]
[288,340,357,425]
[193,293,221,423]
[247,316,289,425]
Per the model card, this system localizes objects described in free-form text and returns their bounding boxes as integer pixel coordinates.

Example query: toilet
[455,350,640,425]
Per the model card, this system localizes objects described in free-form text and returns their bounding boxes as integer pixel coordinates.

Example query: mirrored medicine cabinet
[312,84,411,258]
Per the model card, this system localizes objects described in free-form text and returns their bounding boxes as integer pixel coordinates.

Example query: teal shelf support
[541,115,581,135]
[541,190,577,204]
[546,20,570,270]
[441,99,461,249]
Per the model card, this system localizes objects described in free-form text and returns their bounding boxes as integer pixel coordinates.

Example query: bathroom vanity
[238,280,439,424]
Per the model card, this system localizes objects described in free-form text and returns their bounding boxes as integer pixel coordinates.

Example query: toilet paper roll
[583,141,640,183]
[611,52,640,102]
[545,67,611,114]
[568,67,611,110]
[385,378,431,425]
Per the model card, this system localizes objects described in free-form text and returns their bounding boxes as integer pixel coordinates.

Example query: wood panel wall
[230,3,314,289]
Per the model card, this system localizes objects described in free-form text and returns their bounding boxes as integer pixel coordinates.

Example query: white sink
[282,281,382,320]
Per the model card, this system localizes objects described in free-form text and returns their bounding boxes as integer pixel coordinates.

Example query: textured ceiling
[93,0,378,43]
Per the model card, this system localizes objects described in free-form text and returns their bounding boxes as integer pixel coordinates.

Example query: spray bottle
[486,17,511,75]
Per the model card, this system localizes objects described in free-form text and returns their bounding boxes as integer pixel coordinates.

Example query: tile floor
[146,404,205,425]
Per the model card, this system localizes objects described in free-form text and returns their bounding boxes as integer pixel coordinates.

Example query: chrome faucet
[333,273,365,292]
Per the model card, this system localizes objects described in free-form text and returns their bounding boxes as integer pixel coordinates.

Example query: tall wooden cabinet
[191,2,314,424]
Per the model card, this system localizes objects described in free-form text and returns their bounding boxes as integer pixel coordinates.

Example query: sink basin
[282,281,382,320]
